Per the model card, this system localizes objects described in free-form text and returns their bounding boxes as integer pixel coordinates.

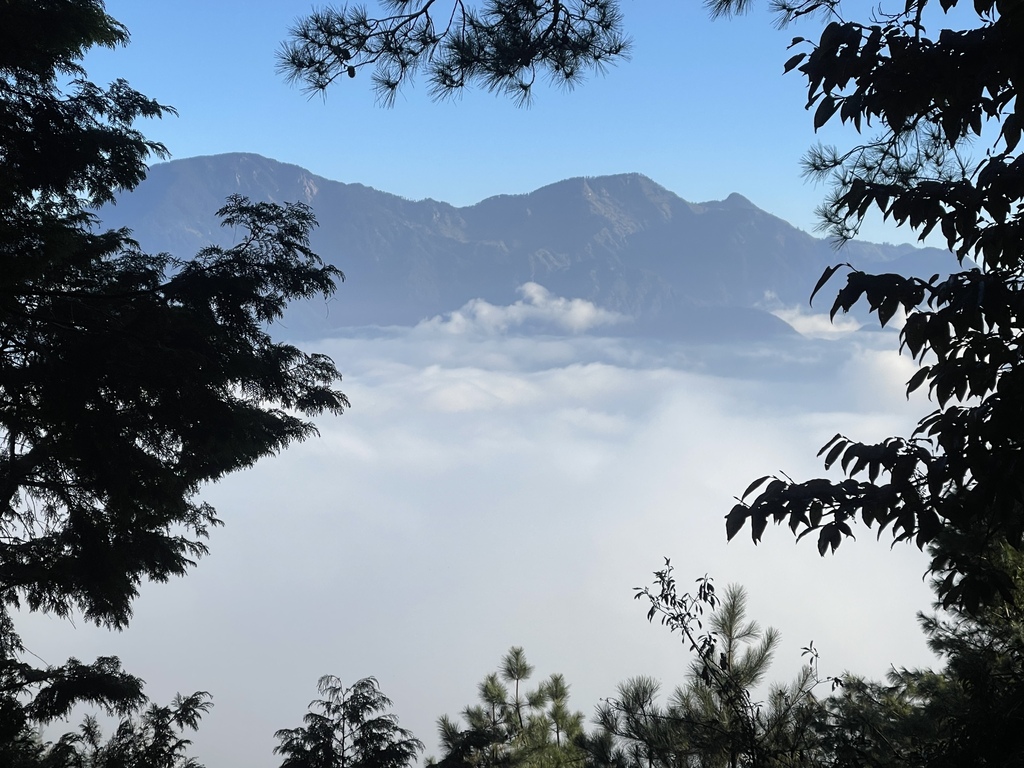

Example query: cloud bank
[21,288,938,768]
[419,282,628,335]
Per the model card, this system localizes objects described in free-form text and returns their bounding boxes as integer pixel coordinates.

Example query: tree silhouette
[2,0,347,750]
[705,0,1024,614]
[278,0,630,105]
[275,676,423,768]
[43,692,212,768]
[2,0,347,632]
[818,543,1024,767]
[434,648,585,768]
[602,569,824,768]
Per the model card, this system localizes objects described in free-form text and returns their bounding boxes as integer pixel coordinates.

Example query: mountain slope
[100,153,957,338]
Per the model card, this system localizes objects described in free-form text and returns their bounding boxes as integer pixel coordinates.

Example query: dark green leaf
[813,94,838,130]
[740,475,771,499]
[906,365,931,395]
[725,504,748,541]
[783,52,807,73]
[810,263,846,306]
[823,440,845,470]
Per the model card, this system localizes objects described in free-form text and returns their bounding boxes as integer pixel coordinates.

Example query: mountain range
[100,153,959,340]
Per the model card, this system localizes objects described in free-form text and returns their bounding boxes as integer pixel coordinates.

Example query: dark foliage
[42,691,212,768]
[620,564,826,768]
[275,676,424,768]
[1,0,347,753]
[433,648,585,768]
[1,191,347,629]
[278,0,630,105]
[813,543,1024,768]
[2,0,347,632]
[689,0,1024,615]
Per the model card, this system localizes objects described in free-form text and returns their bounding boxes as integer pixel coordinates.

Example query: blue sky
[85,0,922,244]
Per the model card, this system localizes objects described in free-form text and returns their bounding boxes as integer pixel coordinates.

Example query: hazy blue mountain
[100,153,958,340]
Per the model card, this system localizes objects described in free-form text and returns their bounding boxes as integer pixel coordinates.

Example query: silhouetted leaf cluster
[2,0,347,632]
[1,0,348,756]
[704,0,1024,615]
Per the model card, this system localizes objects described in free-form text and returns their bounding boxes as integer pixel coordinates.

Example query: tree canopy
[621,568,825,768]
[1,0,347,748]
[43,691,212,768]
[275,676,424,768]
[433,648,585,768]
[700,0,1024,614]
[1,0,346,631]
[278,0,631,105]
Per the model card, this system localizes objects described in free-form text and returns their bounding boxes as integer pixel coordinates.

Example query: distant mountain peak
[721,192,756,208]
[579,172,670,198]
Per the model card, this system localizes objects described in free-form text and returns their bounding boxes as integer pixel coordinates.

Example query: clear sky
[84,0,931,244]
[24,3,969,767]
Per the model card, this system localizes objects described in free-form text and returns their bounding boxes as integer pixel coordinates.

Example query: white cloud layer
[419,282,628,334]
[21,291,939,768]
[771,305,863,338]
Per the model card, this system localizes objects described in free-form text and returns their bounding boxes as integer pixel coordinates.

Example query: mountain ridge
[100,153,957,339]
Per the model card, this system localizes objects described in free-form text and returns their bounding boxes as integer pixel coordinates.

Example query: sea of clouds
[23,287,939,768]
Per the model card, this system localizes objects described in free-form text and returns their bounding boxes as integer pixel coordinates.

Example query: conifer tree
[278,0,630,105]
[275,676,423,768]
[601,570,824,768]
[43,692,212,768]
[435,648,585,768]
